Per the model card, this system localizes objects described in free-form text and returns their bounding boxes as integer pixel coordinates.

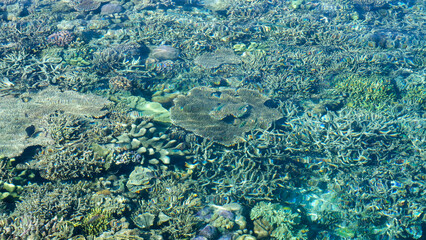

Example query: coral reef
[47,30,75,47]
[0,87,111,158]
[132,169,203,239]
[0,178,22,202]
[100,3,124,15]
[250,201,308,240]
[334,74,396,110]
[150,45,180,61]
[171,87,282,146]
[126,166,155,193]
[112,117,184,165]
[0,0,424,239]
[109,75,133,92]
[0,214,75,239]
[194,48,241,69]
[81,208,113,236]
[118,95,171,123]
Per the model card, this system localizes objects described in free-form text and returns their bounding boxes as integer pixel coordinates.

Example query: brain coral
[170,87,282,146]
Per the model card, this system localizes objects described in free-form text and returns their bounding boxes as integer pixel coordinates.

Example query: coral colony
[0,0,425,239]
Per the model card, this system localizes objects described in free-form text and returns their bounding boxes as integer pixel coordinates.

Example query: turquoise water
[0,0,425,239]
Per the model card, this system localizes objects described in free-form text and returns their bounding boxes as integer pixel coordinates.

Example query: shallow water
[0,0,425,239]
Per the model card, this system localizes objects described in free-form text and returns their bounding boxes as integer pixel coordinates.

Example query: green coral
[80,208,112,236]
[250,202,308,240]
[334,74,396,110]
[63,46,93,66]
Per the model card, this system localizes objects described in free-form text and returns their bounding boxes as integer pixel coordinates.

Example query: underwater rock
[201,0,231,11]
[194,48,241,69]
[170,87,282,146]
[0,87,111,158]
[126,166,155,193]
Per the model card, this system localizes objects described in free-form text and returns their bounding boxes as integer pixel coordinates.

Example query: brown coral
[47,31,74,47]
[109,76,132,91]
[170,87,282,146]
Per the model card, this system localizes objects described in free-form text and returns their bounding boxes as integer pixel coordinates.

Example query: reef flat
[0,0,425,239]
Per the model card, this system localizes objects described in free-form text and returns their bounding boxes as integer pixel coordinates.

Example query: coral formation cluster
[0,0,425,238]
[112,117,185,165]
[250,202,308,240]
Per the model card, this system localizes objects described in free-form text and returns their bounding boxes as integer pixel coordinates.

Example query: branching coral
[132,169,203,239]
[334,74,396,110]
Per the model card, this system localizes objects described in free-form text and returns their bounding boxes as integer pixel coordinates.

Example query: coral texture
[0,87,111,157]
[171,87,282,146]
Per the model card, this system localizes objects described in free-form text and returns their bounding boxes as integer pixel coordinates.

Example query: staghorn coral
[334,74,397,110]
[4,179,130,239]
[12,181,91,220]
[16,108,133,180]
[0,87,111,158]
[0,214,75,239]
[174,130,287,204]
[0,49,65,89]
[80,208,113,236]
[171,87,282,146]
[20,142,111,180]
[132,169,203,239]
[95,228,144,240]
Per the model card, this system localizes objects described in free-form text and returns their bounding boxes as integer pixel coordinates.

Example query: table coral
[0,87,111,158]
[170,87,282,146]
